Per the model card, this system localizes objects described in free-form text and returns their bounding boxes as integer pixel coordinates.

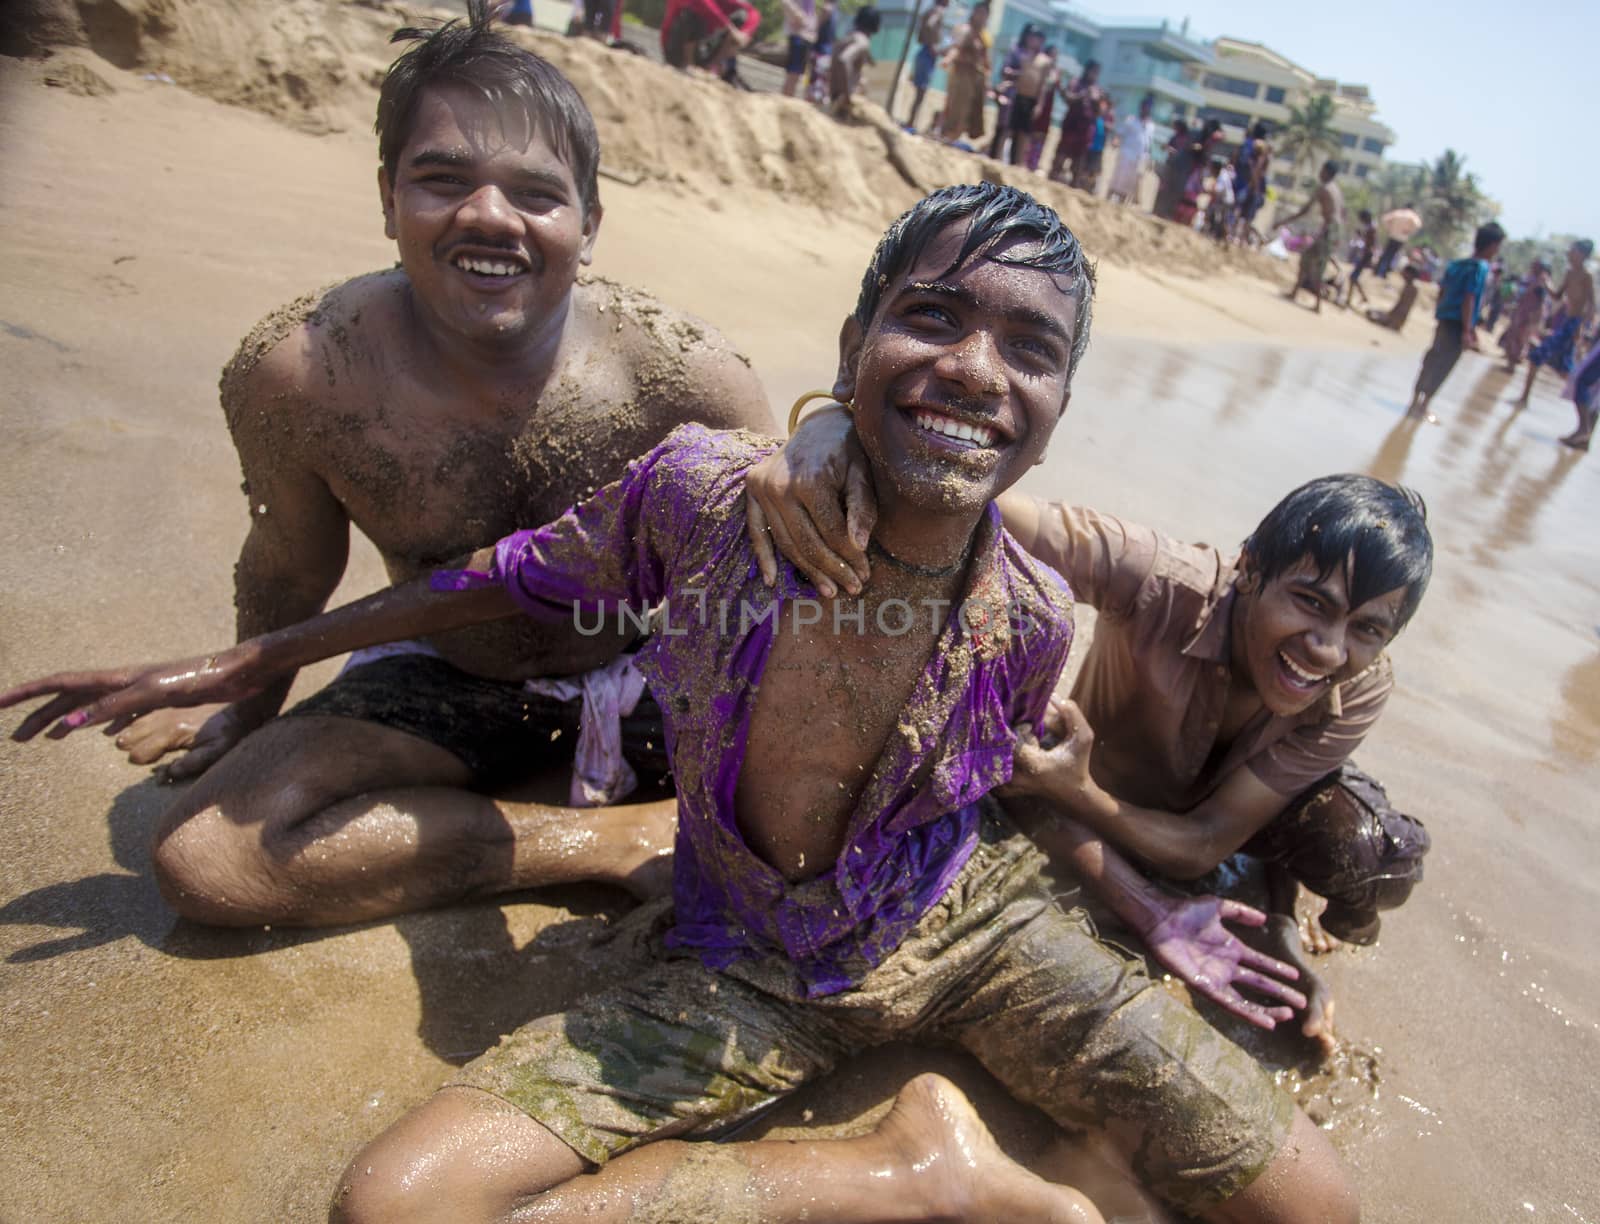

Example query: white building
[1193,38,1396,191]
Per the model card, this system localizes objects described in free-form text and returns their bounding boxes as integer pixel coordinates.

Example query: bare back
[224,270,773,680]
[1559,265,1596,318]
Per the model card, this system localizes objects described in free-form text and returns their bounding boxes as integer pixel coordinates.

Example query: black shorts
[785,34,812,74]
[1007,94,1038,133]
[284,653,671,789]
[1243,763,1429,943]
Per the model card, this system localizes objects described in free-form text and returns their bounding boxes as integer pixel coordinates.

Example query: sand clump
[11,0,1284,283]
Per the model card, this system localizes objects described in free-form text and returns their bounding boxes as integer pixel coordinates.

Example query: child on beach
[1498,260,1551,371]
[1408,221,1506,421]
[1514,239,1596,406]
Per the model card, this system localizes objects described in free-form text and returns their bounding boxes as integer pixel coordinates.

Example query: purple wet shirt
[436,424,1075,996]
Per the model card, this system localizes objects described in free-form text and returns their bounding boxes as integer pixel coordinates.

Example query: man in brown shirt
[747,426,1433,1049]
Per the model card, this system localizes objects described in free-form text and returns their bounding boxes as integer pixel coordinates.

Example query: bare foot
[875,1074,1105,1224]
[1559,433,1592,452]
[610,798,677,900]
[1267,916,1338,1059]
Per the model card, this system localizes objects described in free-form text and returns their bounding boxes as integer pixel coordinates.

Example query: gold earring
[788,390,853,436]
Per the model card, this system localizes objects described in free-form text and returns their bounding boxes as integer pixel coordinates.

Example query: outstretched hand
[1,645,269,745]
[744,406,877,598]
[1138,892,1308,1032]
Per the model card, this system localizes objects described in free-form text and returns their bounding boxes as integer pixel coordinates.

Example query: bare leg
[908,86,927,130]
[1515,359,1539,405]
[151,715,675,927]
[1561,401,1597,450]
[332,1074,1104,1224]
[1203,1109,1357,1224]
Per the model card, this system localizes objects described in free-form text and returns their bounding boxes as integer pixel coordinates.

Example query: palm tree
[1423,148,1492,251]
[1276,93,1340,188]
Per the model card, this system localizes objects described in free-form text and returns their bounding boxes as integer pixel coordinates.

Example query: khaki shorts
[453,817,1294,1213]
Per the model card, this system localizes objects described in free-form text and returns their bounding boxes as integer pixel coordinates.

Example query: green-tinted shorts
[452,817,1295,1213]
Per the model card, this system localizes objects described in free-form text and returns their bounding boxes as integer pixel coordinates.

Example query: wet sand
[3,51,1599,1224]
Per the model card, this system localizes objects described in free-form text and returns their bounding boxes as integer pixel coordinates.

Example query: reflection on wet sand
[1552,651,1600,764]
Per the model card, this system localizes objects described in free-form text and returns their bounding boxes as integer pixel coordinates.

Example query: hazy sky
[1101,0,1597,239]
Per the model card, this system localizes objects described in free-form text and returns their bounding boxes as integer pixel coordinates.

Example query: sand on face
[2,14,1598,1224]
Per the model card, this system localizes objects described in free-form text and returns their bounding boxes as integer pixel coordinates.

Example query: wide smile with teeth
[453,254,526,278]
[911,410,998,449]
[1279,651,1331,689]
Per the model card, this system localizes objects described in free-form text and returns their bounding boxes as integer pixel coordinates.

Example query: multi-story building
[862,9,1395,197]
[1193,38,1395,190]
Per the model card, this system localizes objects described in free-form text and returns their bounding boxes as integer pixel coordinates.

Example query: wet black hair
[1250,120,1269,139]
[854,5,881,33]
[1401,264,1417,280]
[1573,238,1595,259]
[377,0,601,216]
[1473,221,1506,254]
[1083,58,1100,73]
[1242,475,1433,632]
[1359,209,1373,223]
[1321,159,1339,178]
[852,182,1096,382]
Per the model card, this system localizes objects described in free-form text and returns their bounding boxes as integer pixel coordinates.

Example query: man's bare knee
[331,1087,583,1224]
[1209,1109,1358,1224]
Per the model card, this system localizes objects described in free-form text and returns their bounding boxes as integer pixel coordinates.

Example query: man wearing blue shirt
[1407,221,1506,421]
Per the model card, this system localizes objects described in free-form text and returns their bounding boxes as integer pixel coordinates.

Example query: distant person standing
[1022,45,1060,171]
[1047,58,1103,185]
[905,0,949,131]
[1152,116,1189,219]
[1233,121,1272,242]
[987,23,1036,159]
[1279,160,1345,314]
[779,0,817,97]
[1205,156,1235,241]
[1079,95,1112,193]
[1408,222,1507,421]
[1374,203,1422,279]
[1106,93,1155,203]
[1498,260,1551,371]
[1515,239,1597,406]
[1345,210,1378,307]
[937,0,990,145]
[1006,29,1050,166]
[827,5,879,116]
[804,0,835,103]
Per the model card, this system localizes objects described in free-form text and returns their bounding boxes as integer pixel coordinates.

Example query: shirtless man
[1513,238,1596,407]
[1280,160,1344,314]
[8,3,774,929]
[4,183,1356,1224]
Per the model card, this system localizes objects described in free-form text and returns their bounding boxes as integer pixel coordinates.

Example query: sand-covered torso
[221,268,766,680]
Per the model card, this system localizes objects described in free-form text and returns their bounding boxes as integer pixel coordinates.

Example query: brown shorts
[284,651,670,788]
[453,815,1294,1213]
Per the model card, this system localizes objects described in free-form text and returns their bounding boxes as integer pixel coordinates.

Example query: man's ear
[1235,549,1261,594]
[378,165,397,241]
[578,202,603,267]
[832,315,865,403]
[1034,390,1071,464]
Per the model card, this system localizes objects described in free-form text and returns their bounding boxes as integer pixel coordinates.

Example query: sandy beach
[2,9,1598,1221]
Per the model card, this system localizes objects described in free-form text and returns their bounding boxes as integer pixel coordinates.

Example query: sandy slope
[2,25,1598,1224]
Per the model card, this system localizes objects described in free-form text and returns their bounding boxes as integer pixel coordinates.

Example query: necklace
[869,537,970,580]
